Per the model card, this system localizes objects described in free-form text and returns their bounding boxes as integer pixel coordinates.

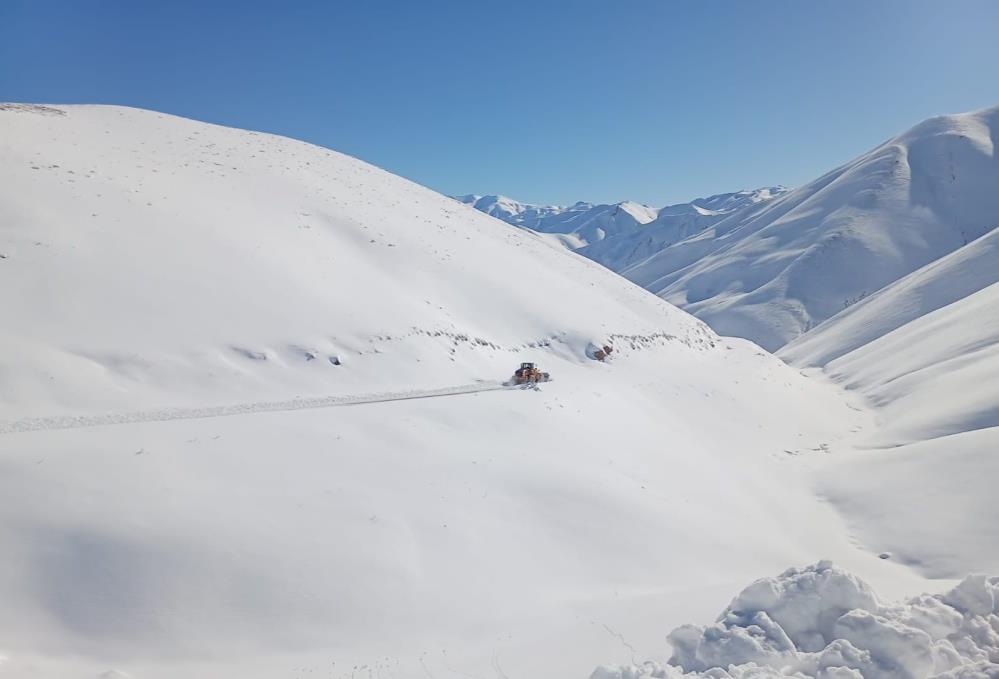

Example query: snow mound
[592,561,999,679]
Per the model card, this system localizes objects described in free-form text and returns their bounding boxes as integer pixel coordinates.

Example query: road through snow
[0,380,517,434]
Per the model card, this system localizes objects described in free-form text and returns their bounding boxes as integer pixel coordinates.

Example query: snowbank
[592,562,999,679]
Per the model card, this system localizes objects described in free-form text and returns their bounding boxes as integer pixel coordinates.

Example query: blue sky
[3,0,998,206]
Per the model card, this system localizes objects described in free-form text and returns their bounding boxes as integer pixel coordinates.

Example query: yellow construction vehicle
[511,362,550,385]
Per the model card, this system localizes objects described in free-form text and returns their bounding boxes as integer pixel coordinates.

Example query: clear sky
[3,1,999,206]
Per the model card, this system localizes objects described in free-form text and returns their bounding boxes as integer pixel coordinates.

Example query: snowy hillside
[0,103,925,679]
[0,102,714,419]
[622,105,999,350]
[778,230,999,578]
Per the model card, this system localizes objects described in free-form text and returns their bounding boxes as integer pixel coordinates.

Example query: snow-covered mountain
[466,107,999,354]
[0,103,922,679]
[456,187,785,254]
[2,103,995,679]
[622,105,999,350]
[580,187,786,270]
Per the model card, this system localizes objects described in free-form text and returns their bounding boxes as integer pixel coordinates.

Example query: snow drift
[593,561,999,679]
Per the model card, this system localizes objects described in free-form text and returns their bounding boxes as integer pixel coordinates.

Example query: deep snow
[0,103,993,679]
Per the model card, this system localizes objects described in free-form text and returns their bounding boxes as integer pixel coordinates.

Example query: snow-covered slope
[623,105,999,350]
[0,103,924,679]
[780,228,999,372]
[0,103,713,419]
[777,230,999,578]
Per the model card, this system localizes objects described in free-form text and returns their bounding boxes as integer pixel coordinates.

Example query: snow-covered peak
[457,188,783,251]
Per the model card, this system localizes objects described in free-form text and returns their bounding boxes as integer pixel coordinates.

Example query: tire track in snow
[0,381,515,435]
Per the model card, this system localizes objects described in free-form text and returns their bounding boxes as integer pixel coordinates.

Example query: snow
[0,103,712,420]
[618,105,999,350]
[0,103,938,678]
[780,229,999,370]
[579,188,788,273]
[777,230,999,579]
[592,561,999,679]
[457,188,787,260]
[818,429,999,579]
[467,106,999,353]
[1,102,995,679]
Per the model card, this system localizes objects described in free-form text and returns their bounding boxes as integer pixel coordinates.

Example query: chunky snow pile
[592,561,999,679]
[621,105,999,350]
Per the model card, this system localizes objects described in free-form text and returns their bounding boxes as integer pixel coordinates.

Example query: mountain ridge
[463,104,999,351]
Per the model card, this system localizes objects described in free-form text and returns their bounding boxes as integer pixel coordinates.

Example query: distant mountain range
[455,187,785,252]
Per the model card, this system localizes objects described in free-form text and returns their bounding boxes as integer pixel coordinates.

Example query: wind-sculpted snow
[592,562,999,679]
